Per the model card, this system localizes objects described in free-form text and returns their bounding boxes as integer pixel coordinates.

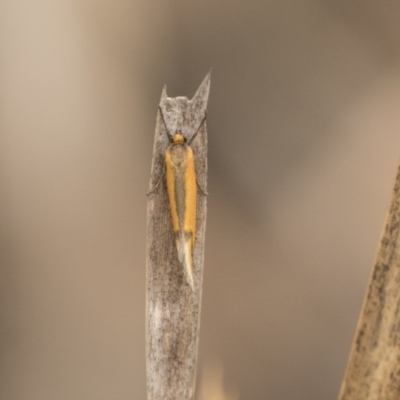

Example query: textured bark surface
[146,73,210,400]
[338,162,400,400]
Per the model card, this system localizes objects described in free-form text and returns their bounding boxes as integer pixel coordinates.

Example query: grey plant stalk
[146,73,210,400]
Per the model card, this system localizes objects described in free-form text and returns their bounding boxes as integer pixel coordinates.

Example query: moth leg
[147,170,165,196]
[196,177,208,196]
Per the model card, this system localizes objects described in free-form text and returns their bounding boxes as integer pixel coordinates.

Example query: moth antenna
[188,111,207,145]
[147,169,165,196]
[196,177,208,196]
[158,106,173,140]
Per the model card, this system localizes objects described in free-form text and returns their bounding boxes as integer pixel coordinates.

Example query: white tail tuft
[177,235,185,264]
[176,236,194,290]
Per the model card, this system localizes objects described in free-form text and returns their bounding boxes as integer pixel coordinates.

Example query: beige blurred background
[1,1,400,399]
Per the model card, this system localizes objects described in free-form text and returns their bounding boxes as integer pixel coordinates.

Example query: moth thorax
[172,131,185,144]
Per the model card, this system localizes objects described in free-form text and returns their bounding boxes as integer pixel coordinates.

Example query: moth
[149,107,207,290]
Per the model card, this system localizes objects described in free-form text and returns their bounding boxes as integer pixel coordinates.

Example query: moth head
[172,131,186,144]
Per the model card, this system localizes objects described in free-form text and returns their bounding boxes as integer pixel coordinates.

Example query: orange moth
[149,107,207,290]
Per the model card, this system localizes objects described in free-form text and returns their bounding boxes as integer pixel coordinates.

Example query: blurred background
[1,1,400,399]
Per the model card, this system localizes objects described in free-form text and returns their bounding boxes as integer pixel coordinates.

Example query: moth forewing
[165,139,197,290]
[182,145,197,289]
[188,116,208,196]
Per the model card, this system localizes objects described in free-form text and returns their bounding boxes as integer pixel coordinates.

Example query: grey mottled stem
[146,73,210,400]
[338,161,400,399]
